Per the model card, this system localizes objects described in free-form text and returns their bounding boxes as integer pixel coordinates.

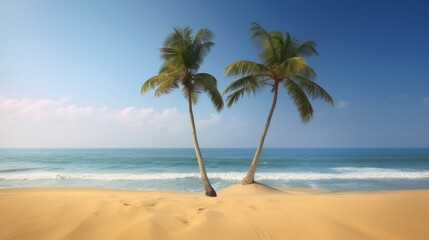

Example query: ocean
[1,148,428,192]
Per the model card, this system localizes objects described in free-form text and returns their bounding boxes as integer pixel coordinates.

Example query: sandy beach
[0,184,428,240]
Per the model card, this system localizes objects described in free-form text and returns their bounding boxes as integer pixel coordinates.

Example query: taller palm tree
[141,27,223,197]
[224,23,333,185]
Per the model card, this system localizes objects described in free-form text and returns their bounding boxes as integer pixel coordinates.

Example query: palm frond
[154,76,180,97]
[223,75,264,94]
[224,75,265,107]
[158,60,183,74]
[296,40,318,57]
[193,73,224,111]
[226,87,247,108]
[160,28,187,70]
[284,57,308,73]
[163,27,191,51]
[280,32,297,61]
[141,72,179,95]
[275,57,317,80]
[189,41,214,71]
[300,65,317,80]
[269,31,284,60]
[194,28,213,44]
[250,22,280,65]
[160,46,186,71]
[284,79,314,123]
[180,27,193,43]
[292,76,333,105]
[225,61,268,77]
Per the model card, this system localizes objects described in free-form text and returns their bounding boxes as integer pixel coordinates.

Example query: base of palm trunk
[205,188,217,197]
[241,175,256,185]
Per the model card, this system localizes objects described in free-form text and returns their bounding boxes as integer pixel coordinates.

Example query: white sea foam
[1,168,429,181]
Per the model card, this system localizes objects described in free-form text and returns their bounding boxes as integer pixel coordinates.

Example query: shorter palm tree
[224,22,333,185]
[142,27,223,197]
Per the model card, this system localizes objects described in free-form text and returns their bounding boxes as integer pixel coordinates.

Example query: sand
[0,184,428,240]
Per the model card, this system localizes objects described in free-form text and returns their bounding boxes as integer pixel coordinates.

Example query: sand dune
[0,184,428,240]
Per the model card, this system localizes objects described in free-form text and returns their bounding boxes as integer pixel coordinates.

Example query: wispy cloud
[335,100,349,109]
[0,95,96,122]
[110,106,186,129]
[0,95,224,147]
[424,97,429,105]
[226,117,249,129]
[196,113,221,129]
[0,95,212,130]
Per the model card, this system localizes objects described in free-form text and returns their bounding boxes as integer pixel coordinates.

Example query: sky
[1,0,428,148]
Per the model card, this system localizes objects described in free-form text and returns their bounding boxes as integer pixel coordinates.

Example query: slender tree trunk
[187,89,217,197]
[242,82,279,185]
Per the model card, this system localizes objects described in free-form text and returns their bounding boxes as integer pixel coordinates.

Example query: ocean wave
[1,168,429,181]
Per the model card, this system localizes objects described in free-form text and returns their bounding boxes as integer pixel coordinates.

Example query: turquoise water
[1,148,428,192]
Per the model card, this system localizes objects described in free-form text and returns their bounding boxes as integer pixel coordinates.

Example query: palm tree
[224,23,333,185]
[141,27,223,197]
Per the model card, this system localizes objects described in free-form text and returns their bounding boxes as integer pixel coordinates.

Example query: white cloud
[114,106,155,127]
[424,97,429,105]
[226,117,249,129]
[0,95,96,122]
[0,95,225,147]
[0,95,189,129]
[335,100,349,109]
[196,113,221,129]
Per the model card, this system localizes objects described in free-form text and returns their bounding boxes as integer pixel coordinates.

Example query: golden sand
[0,184,428,240]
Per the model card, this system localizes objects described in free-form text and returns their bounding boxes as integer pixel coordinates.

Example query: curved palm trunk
[187,91,217,197]
[242,82,279,185]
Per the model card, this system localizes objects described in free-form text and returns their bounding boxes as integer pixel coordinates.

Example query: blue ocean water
[0,148,428,192]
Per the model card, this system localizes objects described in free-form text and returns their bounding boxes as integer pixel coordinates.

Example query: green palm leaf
[275,57,317,79]
[224,75,265,107]
[141,72,180,95]
[225,87,247,108]
[225,61,268,77]
[250,22,280,64]
[154,77,180,97]
[292,75,333,105]
[284,79,314,123]
[193,73,223,111]
[194,29,213,43]
[223,75,263,94]
[296,40,319,57]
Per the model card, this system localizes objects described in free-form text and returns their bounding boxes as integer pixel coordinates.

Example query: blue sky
[1,0,428,148]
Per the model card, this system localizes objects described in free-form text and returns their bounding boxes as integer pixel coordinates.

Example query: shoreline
[1,184,429,240]
[2,185,428,193]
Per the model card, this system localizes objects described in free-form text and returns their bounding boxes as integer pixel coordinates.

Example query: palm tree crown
[224,22,333,122]
[142,27,223,111]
